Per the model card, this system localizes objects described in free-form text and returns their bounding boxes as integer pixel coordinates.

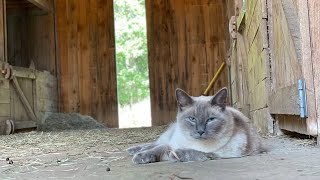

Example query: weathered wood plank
[270,0,302,89]
[236,33,250,116]
[56,0,68,112]
[0,88,10,103]
[308,0,320,137]
[26,13,56,74]
[269,84,299,115]
[6,13,28,67]
[0,103,10,117]
[78,0,91,116]
[281,0,302,64]
[95,0,118,128]
[3,0,6,62]
[6,9,56,73]
[278,115,309,135]
[14,120,37,130]
[13,66,36,79]
[250,107,274,134]
[147,0,229,126]
[297,0,317,136]
[11,76,37,121]
[56,0,118,127]
[0,78,9,89]
[67,0,80,113]
[0,0,5,61]
[248,0,262,51]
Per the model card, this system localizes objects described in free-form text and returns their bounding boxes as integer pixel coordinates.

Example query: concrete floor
[106,137,320,180]
[0,128,319,180]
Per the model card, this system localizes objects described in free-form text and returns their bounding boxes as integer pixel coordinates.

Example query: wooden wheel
[5,120,12,135]
[10,120,14,134]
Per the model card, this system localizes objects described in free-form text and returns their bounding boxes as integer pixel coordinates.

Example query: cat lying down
[127,87,265,164]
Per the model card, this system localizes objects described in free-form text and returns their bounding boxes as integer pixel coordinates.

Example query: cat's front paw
[127,146,142,156]
[132,152,158,164]
[205,152,220,160]
[169,149,219,162]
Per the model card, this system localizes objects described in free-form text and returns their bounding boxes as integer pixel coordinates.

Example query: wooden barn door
[146,0,230,126]
[268,0,317,135]
[56,0,118,128]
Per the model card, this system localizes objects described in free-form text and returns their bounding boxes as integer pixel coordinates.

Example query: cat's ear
[176,88,193,110]
[210,87,228,108]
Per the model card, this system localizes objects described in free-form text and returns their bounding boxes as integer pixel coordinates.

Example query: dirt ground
[0,126,319,180]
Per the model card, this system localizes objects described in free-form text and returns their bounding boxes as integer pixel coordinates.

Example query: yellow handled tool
[203,62,225,96]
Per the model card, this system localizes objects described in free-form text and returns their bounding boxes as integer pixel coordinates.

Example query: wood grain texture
[14,120,37,129]
[146,0,229,126]
[0,0,5,61]
[267,0,317,135]
[11,76,37,121]
[297,0,317,136]
[308,0,320,137]
[0,103,10,117]
[56,0,118,128]
[278,114,308,135]
[233,0,273,134]
[270,0,302,89]
[6,9,56,75]
[269,83,299,115]
[10,76,35,122]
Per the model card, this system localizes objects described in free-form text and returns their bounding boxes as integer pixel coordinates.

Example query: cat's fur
[127,87,264,164]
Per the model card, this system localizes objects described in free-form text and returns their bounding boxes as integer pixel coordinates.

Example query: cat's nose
[197,130,205,136]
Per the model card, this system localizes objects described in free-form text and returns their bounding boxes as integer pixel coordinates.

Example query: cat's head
[175,87,231,140]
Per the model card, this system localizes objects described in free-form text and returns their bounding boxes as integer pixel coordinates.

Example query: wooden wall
[6,10,56,74]
[146,0,230,126]
[267,0,317,135]
[56,0,118,128]
[0,0,5,61]
[230,0,274,134]
[231,0,319,136]
[307,0,320,139]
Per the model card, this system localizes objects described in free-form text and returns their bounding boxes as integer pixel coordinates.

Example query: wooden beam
[27,0,53,12]
[297,0,317,136]
[269,84,300,115]
[308,0,320,140]
[13,66,36,79]
[14,120,37,130]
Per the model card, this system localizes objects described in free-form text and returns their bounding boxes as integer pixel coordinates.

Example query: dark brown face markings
[178,100,228,139]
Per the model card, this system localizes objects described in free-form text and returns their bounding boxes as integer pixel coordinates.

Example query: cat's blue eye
[207,117,217,123]
[186,117,196,123]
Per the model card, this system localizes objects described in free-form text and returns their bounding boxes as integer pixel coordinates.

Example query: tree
[114,0,149,106]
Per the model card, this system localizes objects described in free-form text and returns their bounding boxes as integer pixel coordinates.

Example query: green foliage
[114,0,149,106]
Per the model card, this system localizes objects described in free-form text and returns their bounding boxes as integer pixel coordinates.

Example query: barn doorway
[114,0,151,128]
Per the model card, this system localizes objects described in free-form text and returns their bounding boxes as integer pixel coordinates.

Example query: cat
[127,87,265,164]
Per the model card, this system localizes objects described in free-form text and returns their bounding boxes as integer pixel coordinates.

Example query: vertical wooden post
[0,0,5,62]
[308,0,320,143]
[297,0,317,136]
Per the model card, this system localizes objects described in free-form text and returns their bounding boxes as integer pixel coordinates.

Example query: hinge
[298,79,307,118]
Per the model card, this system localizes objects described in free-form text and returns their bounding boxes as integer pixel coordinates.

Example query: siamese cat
[127,87,265,164]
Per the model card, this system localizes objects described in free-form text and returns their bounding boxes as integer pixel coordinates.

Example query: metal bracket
[298,79,307,118]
